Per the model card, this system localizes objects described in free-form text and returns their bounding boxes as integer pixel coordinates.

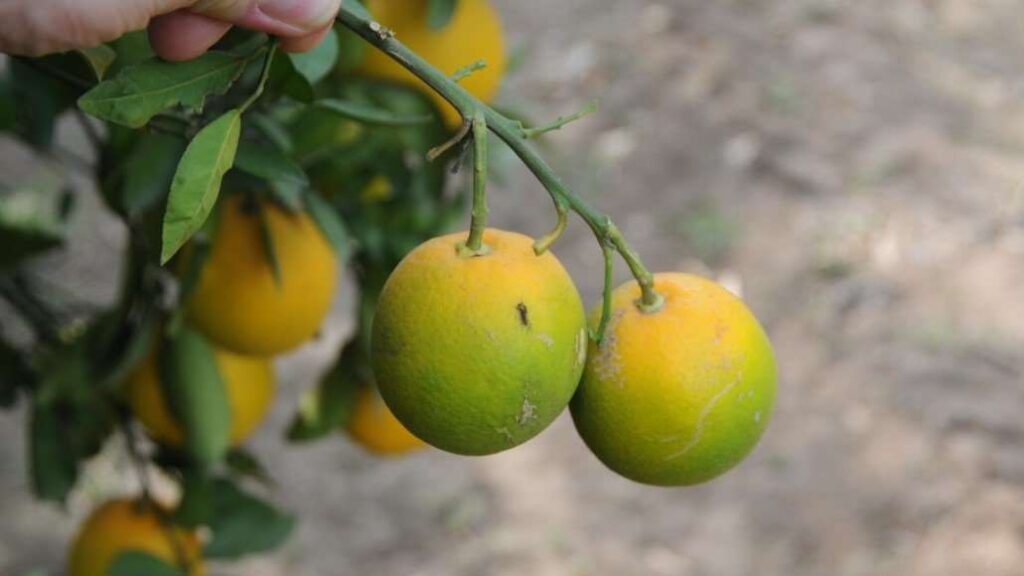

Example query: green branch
[335,7,663,316]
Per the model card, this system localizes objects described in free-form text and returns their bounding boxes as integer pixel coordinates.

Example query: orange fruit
[371,229,587,455]
[68,499,203,576]
[127,343,275,446]
[571,273,777,486]
[346,384,426,455]
[186,195,338,355]
[358,0,507,128]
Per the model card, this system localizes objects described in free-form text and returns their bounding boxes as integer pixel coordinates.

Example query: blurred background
[3,0,1024,574]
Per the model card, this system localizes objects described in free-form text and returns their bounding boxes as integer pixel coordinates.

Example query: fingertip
[149,11,232,61]
[278,25,331,53]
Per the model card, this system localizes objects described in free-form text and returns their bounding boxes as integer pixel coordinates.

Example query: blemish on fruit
[517,398,537,425]
[517,302,530,327]
[537,333,554,348]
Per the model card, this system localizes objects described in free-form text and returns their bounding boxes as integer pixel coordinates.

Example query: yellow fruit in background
[358,0,507,128]
[186,195,338,355]
[571,273,777,486]
[127,344,275,446]
[347,384,426,455]
[371,229,587,455]
[68,499,203,576]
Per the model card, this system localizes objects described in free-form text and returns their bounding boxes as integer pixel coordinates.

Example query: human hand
[0,0,342,61]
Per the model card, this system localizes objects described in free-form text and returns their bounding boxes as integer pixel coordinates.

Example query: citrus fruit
[127,343,275,446]
[346,383,426,455]
[358,0,507,128]
[371,229,587,455]
[68,499,203,576]
[185,194,338,355]
[570,273,777,486]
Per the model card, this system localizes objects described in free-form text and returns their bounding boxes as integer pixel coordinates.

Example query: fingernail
[251,0,337,35]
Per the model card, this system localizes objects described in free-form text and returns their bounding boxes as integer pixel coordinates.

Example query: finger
[278,24,331,53]
[230,0,341,38]
[148,10,232,61]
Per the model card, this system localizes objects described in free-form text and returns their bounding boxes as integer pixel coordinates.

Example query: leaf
[0,77,16,131]
[288,28,339,85]
[108,551,185,576]
[233,140,308,210]
[315,98,433,127]
[304,192,352,262]
[160,327,232,466]
[268,51,314,103]
[29,402,77,502]
[0,339,30,408]
[161,109,241,264]
[120,132,188,217]
[75,45,118,80]
[107,31,155,76]
[204,478,296,558]
[287,345,360,442]
[256,205,283,286]
[173,468,212,528]
[78,51,249,128]
[9,59,76,149]
[343,0,372,20]
[0,188,68,271]
[427,0,458,30]
[225,449,276,488]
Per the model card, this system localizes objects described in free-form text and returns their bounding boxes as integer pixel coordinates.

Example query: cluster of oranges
[68,0,777,574]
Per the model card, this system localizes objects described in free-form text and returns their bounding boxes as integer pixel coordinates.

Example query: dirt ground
[3,0,1024,574]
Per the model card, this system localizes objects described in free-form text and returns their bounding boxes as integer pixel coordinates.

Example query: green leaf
[107,31,155,76]
[29,402,77,502]
[108,551,185,576]
[161,109,241,264]
[173,468,213,527]
[268,51,314,103]
[120,132,188,217]
[0,339,30,408]
[204,478,296,558]
[0,188,68,271]
[344,0,373,20]
[286,346,360,442]
[427,0,458,30]
[225,449,276,488]
[288,28,339,85]
[234,140,308,210]
[75,45,118,80]
[315,98,433,127]
[160,327,232,466]
[0,77,17,131]
[256,204,283,286]
[9,59,76,149]
[78,51,250,128]
[304,192,352,262]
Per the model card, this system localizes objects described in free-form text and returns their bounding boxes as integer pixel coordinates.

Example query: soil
[3,0,1024,574]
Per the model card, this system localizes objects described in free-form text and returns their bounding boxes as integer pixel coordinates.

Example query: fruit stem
[594,242,615,343]
[336,7,663,311]
[461,111,490,255]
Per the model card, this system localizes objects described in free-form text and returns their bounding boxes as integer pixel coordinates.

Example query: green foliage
[428,0,459,30]
[288,28,340,85]
[161,109,241,263]
[159,327,232,466]
[78,51,253,128]
[108,551,184,576]
[203,478,295,558]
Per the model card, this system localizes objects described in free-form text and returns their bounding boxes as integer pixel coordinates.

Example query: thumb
[187,0,341,37]
[149,0,341,61]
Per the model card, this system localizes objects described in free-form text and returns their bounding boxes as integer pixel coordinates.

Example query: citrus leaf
[256,204,283,286]
[75,45,117,80]
[427,0,458,30]
[108,551,185,576]
[161,109,241,264]
[304,192,352,262]
[234,140,308,210]
[287,344,360,442]
[78,51,249,128]
[29,402,77,502]
[204,478,295,558]
[268,51,313,102]
[160,327,232,466]
[288,27,339,85]
[315,98,433,127]
[225,448,276,488]
[120,132,187,217]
